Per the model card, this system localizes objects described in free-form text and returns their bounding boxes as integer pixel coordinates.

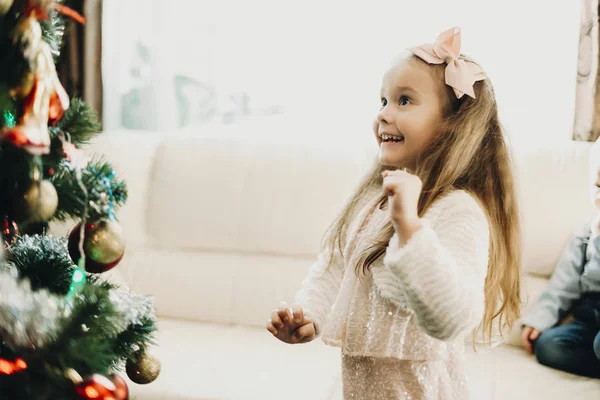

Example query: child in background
[521,148,600,378]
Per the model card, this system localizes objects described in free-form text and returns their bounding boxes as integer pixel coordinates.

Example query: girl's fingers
[292,304,304,324]
[271,310,284,330]
[293,323,316,343]
[382,178,398,196]
[266,320,278,336]
[277,307,291,324]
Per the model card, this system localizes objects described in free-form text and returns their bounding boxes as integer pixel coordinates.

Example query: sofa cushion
[513,141,595,277]
[118,131,596,281]
[466,344,600,400]
[122,247,316,326]
[145,134,370,258]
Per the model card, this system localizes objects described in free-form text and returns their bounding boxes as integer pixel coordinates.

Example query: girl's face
[373,57,445,170]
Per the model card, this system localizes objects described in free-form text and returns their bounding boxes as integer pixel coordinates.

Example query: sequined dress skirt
[341,353,470,400]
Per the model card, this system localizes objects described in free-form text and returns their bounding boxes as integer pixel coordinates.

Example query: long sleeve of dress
[371,191,490,341]
[294,248,344,336]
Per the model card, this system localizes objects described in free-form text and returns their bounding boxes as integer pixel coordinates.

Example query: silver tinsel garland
[7,234,73,266]
[0,269,70,350]
[0,262,156,350]
[109,286,157,334]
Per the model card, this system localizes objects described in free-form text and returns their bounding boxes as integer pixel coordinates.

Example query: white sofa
[61,126,600,399]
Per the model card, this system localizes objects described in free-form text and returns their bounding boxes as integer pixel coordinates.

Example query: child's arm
[267,249,343,344]
[372,190,490,341]
[520,220,590,332]
[293,249,344,336]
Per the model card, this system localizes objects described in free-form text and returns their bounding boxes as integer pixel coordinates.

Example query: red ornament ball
[75,374,128,400]
[110,374,129,400]
[68,220,126,273]
[2,216,18,246]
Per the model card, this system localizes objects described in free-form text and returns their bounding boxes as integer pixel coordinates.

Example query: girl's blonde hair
[322,55,521,346]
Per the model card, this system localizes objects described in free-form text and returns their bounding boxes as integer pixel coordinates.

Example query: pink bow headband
[409,27,486,99]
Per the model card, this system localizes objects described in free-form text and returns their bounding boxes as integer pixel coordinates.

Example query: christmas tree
[0,1,159,398]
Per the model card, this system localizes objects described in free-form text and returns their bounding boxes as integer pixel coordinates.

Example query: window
[102,0,581,147]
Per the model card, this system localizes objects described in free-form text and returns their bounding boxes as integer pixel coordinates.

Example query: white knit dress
[294,187,491,400]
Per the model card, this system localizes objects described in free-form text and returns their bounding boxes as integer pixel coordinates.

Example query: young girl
[266,27,522,399]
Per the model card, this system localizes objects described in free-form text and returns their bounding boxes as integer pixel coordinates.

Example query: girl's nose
[377,107,393,125]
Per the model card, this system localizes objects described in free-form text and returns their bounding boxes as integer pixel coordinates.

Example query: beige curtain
[574,0,600,141]
[57,0,103,121]
[83,0,102,122]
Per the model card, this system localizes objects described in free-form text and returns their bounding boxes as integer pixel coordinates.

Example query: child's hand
[382,169,422,224]
[266,304,316,344]
[521,325,540,354]
[382,169,423,242]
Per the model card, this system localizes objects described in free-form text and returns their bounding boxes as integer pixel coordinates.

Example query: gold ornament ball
[14,180,58,222]
[0,0,13,15]
[83,220,126,265]
[126,352,161,384]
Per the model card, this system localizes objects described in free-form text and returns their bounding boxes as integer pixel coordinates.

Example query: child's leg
[534,321,600,378]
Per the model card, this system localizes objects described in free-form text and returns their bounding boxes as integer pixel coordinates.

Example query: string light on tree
[73,373,129,400]
[2,109,15,127]
[110,374,129,400]
[67,258,87,297]
[2,216,18,246]
[0,357,27,375]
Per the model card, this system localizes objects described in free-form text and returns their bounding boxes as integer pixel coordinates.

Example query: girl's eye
[381,98,388,107]
[399,96,411,106]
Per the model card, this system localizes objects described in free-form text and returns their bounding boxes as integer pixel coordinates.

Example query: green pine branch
[110,316,158,371]
[6,235,100,295]
[53,97,102,145]
[50,158,128,222]
[44,281,120,376]
[40,281,157,392]
[1,234,157,397]
[0,3,158,398]
[44,97,103,170]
